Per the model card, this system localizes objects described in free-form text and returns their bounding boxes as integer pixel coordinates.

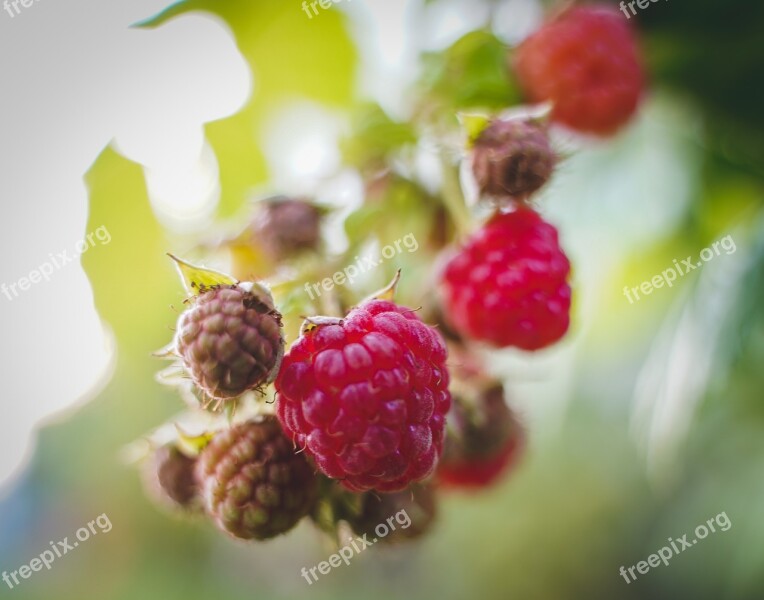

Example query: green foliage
[420,30,522,115]
[340,103,418,169]
[83,148,178,352]
[641,0,764,178]
[143,0,359,218]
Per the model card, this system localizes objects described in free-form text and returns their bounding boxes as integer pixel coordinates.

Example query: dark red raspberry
[440,208,571,350]
[515,5,644,135]
[346,484,437,543]
[195,418,318,540]
[438,384,524,490]
[251,196,323,260]
[275,299,451,493]
[174,284,284,402]
[472,119,555,202]
[143,444,199,511]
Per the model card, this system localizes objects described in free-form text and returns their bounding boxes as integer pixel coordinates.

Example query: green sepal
[174,425,215,457]
[458,112,492,148]
[168,253,237,295]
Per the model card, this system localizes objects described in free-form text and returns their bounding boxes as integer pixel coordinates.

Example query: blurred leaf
[343,203,386,247]
[144,0,359,217]
[341,103,418,169]
[344,175,436,254]
[641,0,764,176]
[420,30,521,114]
[83,148,178,352]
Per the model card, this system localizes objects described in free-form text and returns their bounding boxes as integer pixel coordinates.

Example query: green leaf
[420,30,521,113]
[168,253,237,295]
[340,103,418,169]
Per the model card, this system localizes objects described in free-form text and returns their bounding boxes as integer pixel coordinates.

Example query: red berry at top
[515,5,645,135]
[440,208,571,350]
[275,299,451,493]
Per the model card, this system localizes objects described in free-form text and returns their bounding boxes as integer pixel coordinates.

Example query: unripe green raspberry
[472,118,555,202]
[174,284,284,402]
[195,418,318,540]
[345,484,437,543]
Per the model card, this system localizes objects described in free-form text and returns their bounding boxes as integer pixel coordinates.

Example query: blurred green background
[2,1,764,599]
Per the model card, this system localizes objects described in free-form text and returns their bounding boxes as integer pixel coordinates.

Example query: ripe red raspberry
[346,484,437,543]
[195,418,318,540]
[438,384,524,490]
[143,444,199,511]
[440,208,571,350]
[174,284,284,402]
[472,119,555,203]
[251,196,323,260]
[514,5,644,135]
[275,299,451,493]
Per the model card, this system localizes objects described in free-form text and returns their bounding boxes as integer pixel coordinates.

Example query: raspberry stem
[439,153,473,239]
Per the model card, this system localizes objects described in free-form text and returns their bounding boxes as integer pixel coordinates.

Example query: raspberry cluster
[137,0,645,548]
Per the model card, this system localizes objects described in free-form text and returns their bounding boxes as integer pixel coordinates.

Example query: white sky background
[0,0,251,495]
